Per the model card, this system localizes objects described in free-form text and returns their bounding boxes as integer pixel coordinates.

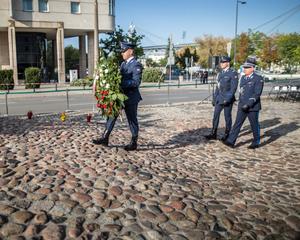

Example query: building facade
[143,43,198,63]
[0,0,115,84]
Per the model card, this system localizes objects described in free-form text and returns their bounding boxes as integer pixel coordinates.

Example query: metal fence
[2,78,298,117]
[0,78,216,116]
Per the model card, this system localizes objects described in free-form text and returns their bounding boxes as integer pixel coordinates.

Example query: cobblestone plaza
[0,100,299,239]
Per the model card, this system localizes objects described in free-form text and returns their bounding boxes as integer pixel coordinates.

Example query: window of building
[71,2,80,14]
[39,0,49,12]
[109,0,115,16]
[23,0,33,11]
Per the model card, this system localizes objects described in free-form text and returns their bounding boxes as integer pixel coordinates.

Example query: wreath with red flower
[93,55,128,117]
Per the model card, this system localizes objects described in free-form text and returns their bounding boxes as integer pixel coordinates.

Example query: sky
[65,0,300,47]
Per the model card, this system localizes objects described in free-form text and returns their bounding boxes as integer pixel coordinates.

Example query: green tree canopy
[176,47,199,69]
[260,36,279,70]
[65,45,79,73]
[276,33,300,72]
[233,33,250,67]
[100,25,144,65]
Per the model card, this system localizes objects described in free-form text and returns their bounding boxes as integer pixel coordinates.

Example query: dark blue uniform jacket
[238,72,264,112]
[214,68,238,105]
[120,58,143,105]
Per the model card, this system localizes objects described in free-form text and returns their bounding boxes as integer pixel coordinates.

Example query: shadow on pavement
[238,117,281,138]
[132,127,211,151]
[235,121,299,148]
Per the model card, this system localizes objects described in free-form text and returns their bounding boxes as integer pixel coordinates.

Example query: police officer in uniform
[223,56,264,149]
[205,56,238,141]
[93,42,143,151]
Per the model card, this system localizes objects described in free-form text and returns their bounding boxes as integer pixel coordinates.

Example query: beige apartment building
[0,0,115,84]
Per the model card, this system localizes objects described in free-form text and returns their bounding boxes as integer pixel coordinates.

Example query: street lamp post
[234,0,246,67]
[94,0,99,69]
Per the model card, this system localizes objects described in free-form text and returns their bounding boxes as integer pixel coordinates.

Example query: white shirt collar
[126,56,134,64]
[245,72,254,79]
[223,67,229,72]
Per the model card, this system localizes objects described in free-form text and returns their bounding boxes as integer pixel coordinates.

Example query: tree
[260,36,279,70]
[176,47,199,69]
[145,58,158,67]
[294,45,300,71]
[276,33,300,72]
[195,34,229,68]
[233,33,250,67]
[158,58,168,67]
[65,45,79,73]
[46,40,55,79]
[165,37,176,60]
[100,25,144,64]
[248,30,266,57]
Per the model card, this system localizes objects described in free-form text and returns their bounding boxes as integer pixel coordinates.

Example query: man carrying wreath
[93,42,143,151]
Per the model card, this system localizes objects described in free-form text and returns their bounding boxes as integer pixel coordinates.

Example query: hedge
[142,68,164,83]
[70,76,94,87]
[25,67,41,89]
[0,69,14,90]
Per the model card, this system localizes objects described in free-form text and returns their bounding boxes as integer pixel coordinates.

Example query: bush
[25,67,41,89]
[70,76,94,87]
[0,69,14,90]
[142,68,164,83]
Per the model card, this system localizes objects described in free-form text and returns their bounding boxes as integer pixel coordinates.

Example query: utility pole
[167,35,174,105]
[190,56,193,81]
[94,0,99,68]
[234,0,246,67]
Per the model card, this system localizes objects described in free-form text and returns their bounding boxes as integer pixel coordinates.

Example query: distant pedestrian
[203,70,208,84]
[93,42,143,151]
[200,71,204,83]
[223,56,264,149]
[205,56,238,141]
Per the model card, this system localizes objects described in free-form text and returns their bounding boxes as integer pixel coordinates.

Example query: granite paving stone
[0,100,299,239]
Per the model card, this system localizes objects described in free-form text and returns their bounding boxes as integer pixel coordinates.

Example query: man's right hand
[222,100,230,106]
[242,104,250,112]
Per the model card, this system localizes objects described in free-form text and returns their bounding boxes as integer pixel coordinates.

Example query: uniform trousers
[226,110,260,145]
[212,103,233,131]
[105,103,139,137]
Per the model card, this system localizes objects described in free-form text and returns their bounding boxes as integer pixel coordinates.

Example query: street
[1,83,272,116]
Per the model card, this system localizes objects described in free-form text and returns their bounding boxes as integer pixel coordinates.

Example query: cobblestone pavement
[0,100,299,240]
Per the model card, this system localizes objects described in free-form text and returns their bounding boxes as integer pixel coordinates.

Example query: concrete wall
[0,32,10,68]
[5,0,114,31]
[0,0,10,29]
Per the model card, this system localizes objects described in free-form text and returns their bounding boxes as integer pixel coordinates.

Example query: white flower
[104,69,109,74]
[95,75,99,80]
[105,83,110,89]
[102,79,106,84]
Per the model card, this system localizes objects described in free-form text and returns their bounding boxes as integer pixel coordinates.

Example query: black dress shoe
[220,134,229,142]
[222,140,235,148]
[205,134,217,140]
[248,143,259,149]
[124,136,138,151]
[205,131,217,140]
[92,137,109,146]
[124,143,137,151]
